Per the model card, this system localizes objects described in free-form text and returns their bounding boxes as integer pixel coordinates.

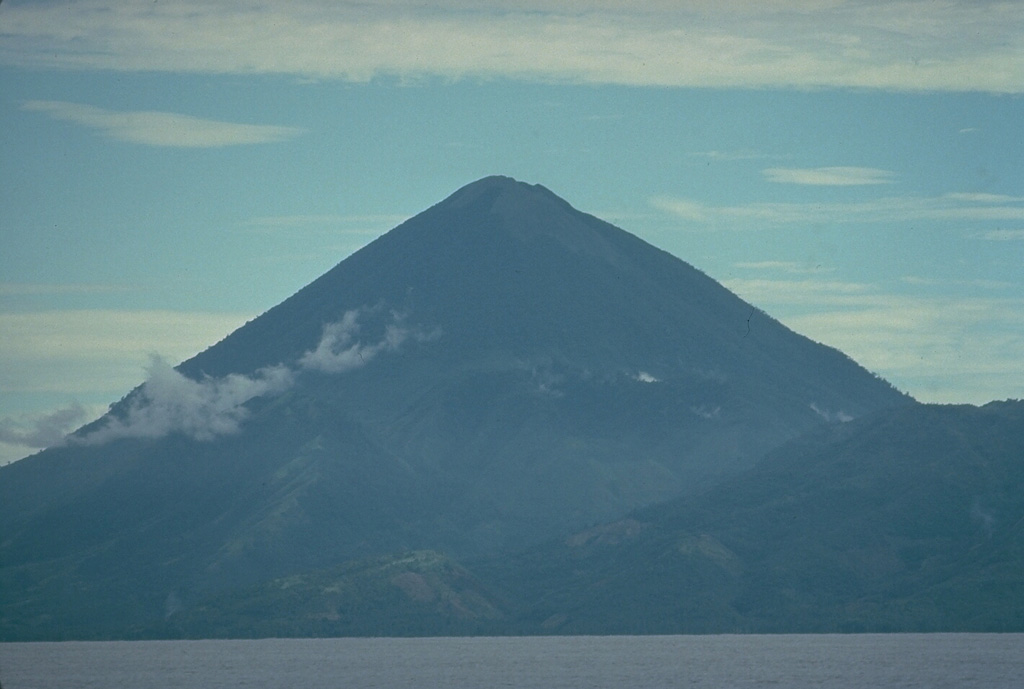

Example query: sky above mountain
[2,0,1023,464]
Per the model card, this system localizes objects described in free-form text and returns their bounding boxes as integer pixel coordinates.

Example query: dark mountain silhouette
[0,176,908,640]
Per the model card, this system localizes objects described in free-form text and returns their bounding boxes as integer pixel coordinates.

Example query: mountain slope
[0,176,909,639]
[163,550,507,639]
[489,401,1024,634]
[139,401,1024,637]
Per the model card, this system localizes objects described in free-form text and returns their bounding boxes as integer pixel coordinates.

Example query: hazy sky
[2,0,1023,463]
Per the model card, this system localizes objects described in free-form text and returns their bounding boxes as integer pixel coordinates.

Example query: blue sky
[2,0,1023,463]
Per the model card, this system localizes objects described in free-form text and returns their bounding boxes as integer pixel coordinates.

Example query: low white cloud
[762,166,896,186]
[75,307,439,444]
[1,1,1022,92]
[80,357,294,444]
[300,309,440,373]
[22,100,303,147]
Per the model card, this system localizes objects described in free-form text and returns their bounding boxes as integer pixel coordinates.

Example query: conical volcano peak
[444,175,555,209]
[178,175,908,410]
[448,175,523,197]
[423,175,637,272]
[438,175,580,228]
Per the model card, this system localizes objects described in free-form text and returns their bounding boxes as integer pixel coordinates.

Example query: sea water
[2,634,1022,689]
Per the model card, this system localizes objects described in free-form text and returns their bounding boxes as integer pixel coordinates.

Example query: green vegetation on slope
[160,550,506,639]
[487,401,1024,634]
[149,401,1024,638]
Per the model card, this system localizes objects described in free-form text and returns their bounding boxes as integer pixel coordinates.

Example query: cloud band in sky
[2,1,1023,92]
[762,167,896,186]
[723,276,1024,405]
[651,192,1024,228]
[22,100,304,147]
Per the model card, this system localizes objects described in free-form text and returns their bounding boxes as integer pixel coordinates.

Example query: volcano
[0,176,909,639]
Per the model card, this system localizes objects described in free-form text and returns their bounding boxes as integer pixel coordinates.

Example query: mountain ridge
[481,399,1024,634]
[154,400,1024,638]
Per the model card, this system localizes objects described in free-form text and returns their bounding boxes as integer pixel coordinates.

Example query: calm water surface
[2,634,1022,689]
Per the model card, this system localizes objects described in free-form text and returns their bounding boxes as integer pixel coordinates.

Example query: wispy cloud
[944,192,1024,204]
[22,100,303,147]
[0,304,442,456]
[651,193,1024,228]
[80,357,295,444]
[976,229,1024,241]
[762,166,896,186]
[724,278,878,304]
[0,403,90,450]
[901,275,1016,290]
[2,1,1022,92]
[0,282,133,297]
[0,402,107,465]
[690,150,775,162]
[76,307,440,445]
[0,308,243,459]
[734,261,833,275]
[299,309,439,374]
[724,277,1024,404]
[0,310,253,395]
